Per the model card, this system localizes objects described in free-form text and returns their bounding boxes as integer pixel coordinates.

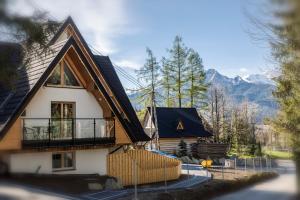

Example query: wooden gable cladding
[64,25,129,122]
[0,118,22,150]
[64,47,112,118]
[62,47,132,144]
[61,46,132,144]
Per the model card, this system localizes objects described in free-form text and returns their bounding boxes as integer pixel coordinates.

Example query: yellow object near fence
[107,150,182,186]
[201,160,213,168]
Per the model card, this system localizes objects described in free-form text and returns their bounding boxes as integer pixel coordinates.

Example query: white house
[0,17,150,175]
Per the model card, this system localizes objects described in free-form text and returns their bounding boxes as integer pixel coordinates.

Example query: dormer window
[46,60,81,87]
[177,120,184,131]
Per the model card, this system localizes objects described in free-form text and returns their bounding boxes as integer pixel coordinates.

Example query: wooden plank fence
[107,150,181,186]
[195,143,229,158]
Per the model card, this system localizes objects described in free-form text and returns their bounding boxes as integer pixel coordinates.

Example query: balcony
[22,118,115,148]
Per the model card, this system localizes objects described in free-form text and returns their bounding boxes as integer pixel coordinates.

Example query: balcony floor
[22,137,115,149]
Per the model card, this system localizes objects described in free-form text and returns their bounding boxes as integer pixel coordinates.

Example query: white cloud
[114,59,142,70]
[8,0,138,54]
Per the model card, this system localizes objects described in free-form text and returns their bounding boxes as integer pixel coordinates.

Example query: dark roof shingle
[0,40,68,133]
[94,55,149,142]
[148,107,212,138]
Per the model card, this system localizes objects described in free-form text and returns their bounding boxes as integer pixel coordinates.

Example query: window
[52,152,75,170]
[46,61,81,87]
[51,102,75,139]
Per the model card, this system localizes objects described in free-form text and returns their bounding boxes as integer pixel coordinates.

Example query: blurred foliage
[0,0,60,89]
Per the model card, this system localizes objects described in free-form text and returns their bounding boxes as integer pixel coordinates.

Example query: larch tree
[136,48,160,107]
[167,35,188,108]
[135,48,160,144]
[186,48,207,108]
[161,57,173,107]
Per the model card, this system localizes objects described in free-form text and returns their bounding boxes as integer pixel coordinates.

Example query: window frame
[46,60,83,88]
[52,151,76,171]
[51,101,76,139]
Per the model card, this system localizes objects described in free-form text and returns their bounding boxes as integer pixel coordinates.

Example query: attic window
[177,120,184,131]
[46,61,81,87]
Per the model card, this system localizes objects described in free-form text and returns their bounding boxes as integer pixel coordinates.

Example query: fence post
[133,159,138,200]
[244,158,247,171]
[266,157,268,171]
[260,157,262,172]
[206,157,209,178]
[234,158,237,176]
[187,159,190,180]
[222,162,224,181]
[253,158,255,171]
[164,159,167,193]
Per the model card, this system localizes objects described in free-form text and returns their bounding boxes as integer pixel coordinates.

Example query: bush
[177,139,188,157]
[255,143,262,157]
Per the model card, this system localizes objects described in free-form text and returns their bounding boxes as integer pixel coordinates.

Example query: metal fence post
[222,163,224,181]
[206,158,209,178]
[244,158,247,171]
[260,157,262,172]
[234,158,237,176]
[253,158,255,171]
[133,159,138,200]
[187,159,190,181]
[266,157,268,171]
[164,159,167,193]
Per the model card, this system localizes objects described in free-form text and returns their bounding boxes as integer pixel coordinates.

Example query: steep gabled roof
[146,107,212,138]
[0,17,150,142]
[94,56,148,142]
[53,17,149,142]
[0,39,68,135]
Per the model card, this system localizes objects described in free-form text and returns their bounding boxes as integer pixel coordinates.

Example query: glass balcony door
[51,102,75,140]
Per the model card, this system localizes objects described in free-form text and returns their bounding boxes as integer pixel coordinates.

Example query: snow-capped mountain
[206,69,277,122]
[128,68,278,123]
[243,74,276,85]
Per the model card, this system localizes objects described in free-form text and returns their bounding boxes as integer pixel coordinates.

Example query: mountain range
[128,69,278,123]
[205,69,278,122]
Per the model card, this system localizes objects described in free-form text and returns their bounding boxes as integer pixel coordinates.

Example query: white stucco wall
[25,86,103,118]
[8,149,108,175]
[24,87,105,138]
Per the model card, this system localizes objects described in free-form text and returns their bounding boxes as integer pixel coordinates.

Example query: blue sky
[9,0,273,88]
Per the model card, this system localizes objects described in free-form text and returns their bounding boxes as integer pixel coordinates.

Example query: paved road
[0,182,80,200]
[83,164,211,200]
[213,160,297,200]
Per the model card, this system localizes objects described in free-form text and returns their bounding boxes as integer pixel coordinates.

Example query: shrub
[177,139,188,157]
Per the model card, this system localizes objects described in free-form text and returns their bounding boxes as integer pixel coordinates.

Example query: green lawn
[264,150,293,159]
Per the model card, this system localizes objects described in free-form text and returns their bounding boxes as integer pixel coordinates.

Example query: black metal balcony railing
[22,118,115,148]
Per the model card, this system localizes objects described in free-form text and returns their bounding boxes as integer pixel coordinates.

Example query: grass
[227,149,293,160]
[264,150,293,159]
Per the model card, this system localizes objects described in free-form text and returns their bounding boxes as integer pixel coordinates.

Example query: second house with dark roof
[0,17,149,175]
[143,107,212,154]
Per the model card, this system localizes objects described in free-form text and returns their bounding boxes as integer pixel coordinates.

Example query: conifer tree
[268,0,300,191]
[178,139,188,157]
[136,48,160,106]
[186,49,208,107]
[161,57,172,107]
[167,36,188,108]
